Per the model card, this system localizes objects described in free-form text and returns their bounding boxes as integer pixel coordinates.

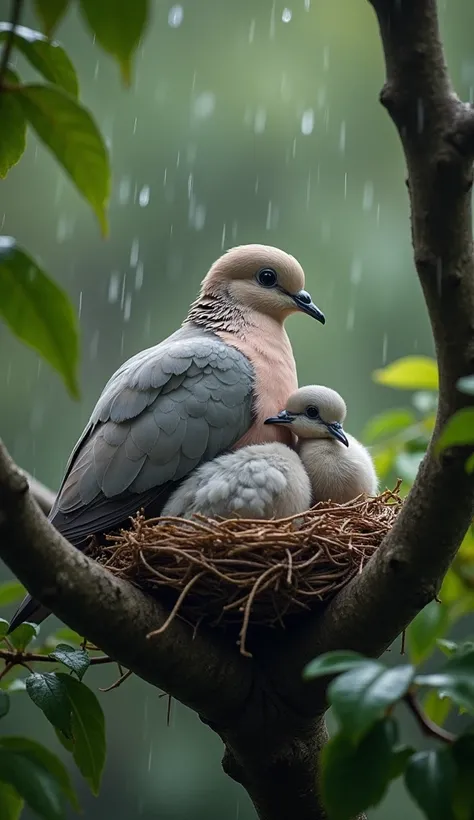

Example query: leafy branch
[0,0,23,85]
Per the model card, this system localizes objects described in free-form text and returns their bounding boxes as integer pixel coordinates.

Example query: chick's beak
[292,289,326,324]
[264,410,296,425]
[326,422,349,447]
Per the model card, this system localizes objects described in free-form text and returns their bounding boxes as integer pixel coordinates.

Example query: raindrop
[93,61,99,80]
[304,0,311,9]
[221,223,227,249]
[376,203,381,225]
[346,306,355,331]
[192,91,216,119]
[339,121,346,153]
[362,181,374,211]
[344,172,348,199]
[89,330,100,360]
[118,176,132,205]
[254,107,267,134]
[138,185,150,207]
[306,172,311,208]
[248,19,256,43]
[350,258,362,285]
[163,168,167,186]
[323,46,330,71]
[120,275,127,309]
[254,176,259,194]
[269,1,276,38]
[78,291,83,319]
[301,109,314,135]
[266,200,273,230]
[123,293,132,322]
[187,173,193,199]
[132,117,138,134]
[231,220,238,241]
[130,238,139,267]
[317,87,327,108]
[168,5,183,27]
[108,272,120,303]
[382,333,388,364]
[194,204,206,231]
[135,262,144,290]
[282,8,292,22]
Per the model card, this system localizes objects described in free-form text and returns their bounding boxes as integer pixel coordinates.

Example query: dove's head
[264,385,349,446]
[197,244,325,325]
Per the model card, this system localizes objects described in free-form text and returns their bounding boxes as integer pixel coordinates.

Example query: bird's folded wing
[49,327,255,543]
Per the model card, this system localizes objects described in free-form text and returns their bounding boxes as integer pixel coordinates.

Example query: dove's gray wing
[49,325,255,543]
[9,325,255,631]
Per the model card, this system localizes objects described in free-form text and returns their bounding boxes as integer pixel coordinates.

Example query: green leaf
[458,376,474,397]
[0,582,26,608]
[363,408,416,444]
[437,639,460,657]
[50,644,90,681]
[422,690,452,727]
[372,445,398,479]
[79,0,149,85]
[0,68,26,179]
[0,736,79,815]
[374,356,439,391]
[0,236,80,397]
[14,84,110,234]
[321,719,401,820]
[0,619,9,639]
[436,408,474,453]
[0,692,10,719]
[451,735,474,820]
[9,623,39,652]
[54,728,74,754]
[57,673,106,794]
[33,0,70,38]
[0,782,23,820]
[25,673,72,738]
[407,601,450,665]
[0,24,78,97]
[405,749,455,820]
[329,663,414,741]
[416,649,474,715]
[303,651,369,680]
[0,749,64,820]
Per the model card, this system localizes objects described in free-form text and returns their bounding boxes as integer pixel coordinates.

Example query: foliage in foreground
[0,0,149,397]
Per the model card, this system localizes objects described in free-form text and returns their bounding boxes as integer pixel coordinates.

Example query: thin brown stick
[404,691,456,744]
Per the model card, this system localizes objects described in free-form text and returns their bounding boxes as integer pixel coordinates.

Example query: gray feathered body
[162,443,311,520]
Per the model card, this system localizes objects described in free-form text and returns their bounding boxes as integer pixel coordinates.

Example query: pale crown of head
[200,244,316,322]
[284,386,347,440]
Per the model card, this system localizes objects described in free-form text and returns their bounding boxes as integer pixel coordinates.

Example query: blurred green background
[2,1,474,817]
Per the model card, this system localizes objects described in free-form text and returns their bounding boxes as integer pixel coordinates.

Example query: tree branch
[262,0,474,714]
[21,471,55,516]
[0,440,252,726]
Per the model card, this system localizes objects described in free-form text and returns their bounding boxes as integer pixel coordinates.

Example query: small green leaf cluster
[305,644,474,820]
[0,581,106,820]
[0,0,149,396]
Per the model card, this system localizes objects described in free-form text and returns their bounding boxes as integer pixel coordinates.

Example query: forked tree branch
[269,0,474,713]
[0,2,473,819]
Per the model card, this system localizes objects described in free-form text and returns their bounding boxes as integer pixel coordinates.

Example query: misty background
[1,1,473,817]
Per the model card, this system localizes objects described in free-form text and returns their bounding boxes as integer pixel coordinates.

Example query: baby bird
[161,442,311,520]
[264,385,377,504]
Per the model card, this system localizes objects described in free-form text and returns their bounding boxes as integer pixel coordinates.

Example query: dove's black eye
[306,406,320,419]
[257,268,277,288]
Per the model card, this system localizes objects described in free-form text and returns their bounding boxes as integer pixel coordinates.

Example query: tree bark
[0,2,473,819]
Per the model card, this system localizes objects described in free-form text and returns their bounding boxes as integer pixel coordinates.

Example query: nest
[97,485,402,656]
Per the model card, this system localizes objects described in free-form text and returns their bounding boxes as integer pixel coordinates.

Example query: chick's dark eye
[306,406,319,419]
[257,268,277,288]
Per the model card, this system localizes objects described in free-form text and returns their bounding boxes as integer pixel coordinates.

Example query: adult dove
[264,385,378,503]
[10,244,325,630]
